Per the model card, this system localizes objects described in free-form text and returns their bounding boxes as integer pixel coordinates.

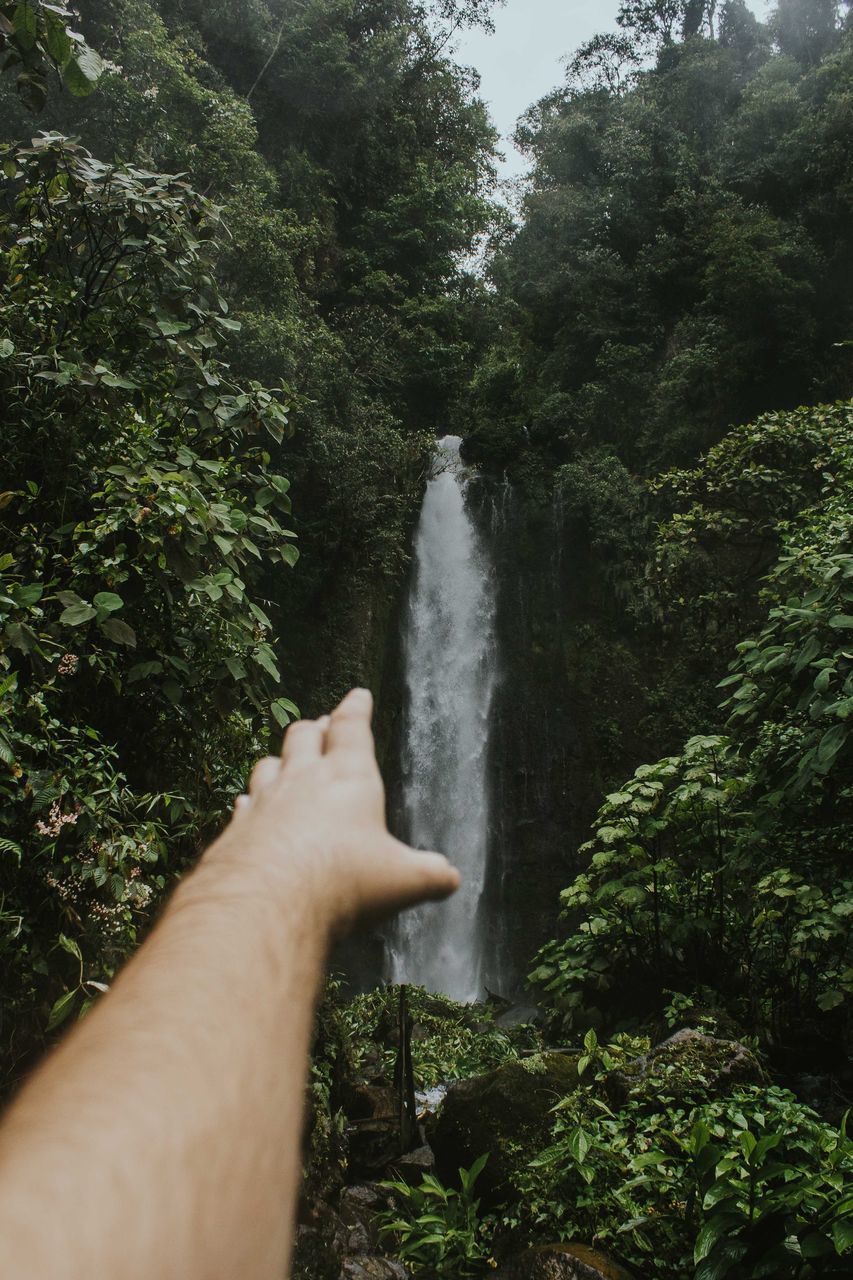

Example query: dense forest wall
[0,0,503,1081]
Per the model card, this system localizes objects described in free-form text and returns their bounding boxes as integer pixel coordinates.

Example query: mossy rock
[605,1028,765,1106]
[428,1051,579,1207]
[498,1243,635,1279]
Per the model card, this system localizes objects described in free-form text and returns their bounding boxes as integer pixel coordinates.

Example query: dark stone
[344,1083,404,1178]
[341,1256,408,1280]
[605,1028,765,1106]
[292,1202,347,1280]
[429,1052,579,1207]
[498,1243,636,1280]
[495,1002,541,1029]
[338,1185,384,1254]
[386,1143,435,1185]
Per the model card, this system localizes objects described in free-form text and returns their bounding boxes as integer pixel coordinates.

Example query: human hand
[208,688,460,937]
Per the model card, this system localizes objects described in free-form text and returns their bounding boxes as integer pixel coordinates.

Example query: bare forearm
[0,847,326,1280]
[0,690,458,1280]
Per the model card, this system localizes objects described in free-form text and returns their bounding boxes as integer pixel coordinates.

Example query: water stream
[386,436,497,1002]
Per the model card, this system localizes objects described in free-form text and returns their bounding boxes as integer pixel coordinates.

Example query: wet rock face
[339,1184,384,1255]
[497,1243,636,1280]
[605,1028,766,1105]
[294,1183,405,1280]
[341,1254,409,1280]
[428,1051,579,1207]
[293,1202,348,1280]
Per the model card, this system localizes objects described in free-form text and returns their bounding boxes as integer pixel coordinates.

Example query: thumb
[361,836,461,919]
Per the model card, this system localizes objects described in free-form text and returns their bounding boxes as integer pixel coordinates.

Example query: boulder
[498,1243,635,1280]
[387,1143,436,1185]
[429,1052,579,1207]
[605,1028,765,1106]
[338,1184,384,1254]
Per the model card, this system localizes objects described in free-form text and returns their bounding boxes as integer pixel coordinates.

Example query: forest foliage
[0,1,852,1277]
[0,0,499,1078]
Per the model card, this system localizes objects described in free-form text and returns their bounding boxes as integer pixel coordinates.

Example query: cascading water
[387,435,497,1002]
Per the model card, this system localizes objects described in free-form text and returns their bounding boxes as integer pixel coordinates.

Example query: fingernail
[235,794,251,811]
[350,687,372,706]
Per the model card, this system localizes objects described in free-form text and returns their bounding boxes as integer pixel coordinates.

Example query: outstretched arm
[0,688,458,1280]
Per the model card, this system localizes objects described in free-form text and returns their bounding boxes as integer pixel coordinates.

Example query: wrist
[186,825,335,955]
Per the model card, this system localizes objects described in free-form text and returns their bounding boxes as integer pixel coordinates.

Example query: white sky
[453,0,774,183]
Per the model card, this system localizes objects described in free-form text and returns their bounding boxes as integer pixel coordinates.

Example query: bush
[0,134,296,1073]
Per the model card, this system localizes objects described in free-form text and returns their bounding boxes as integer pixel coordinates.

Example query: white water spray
[387,436,497,1001]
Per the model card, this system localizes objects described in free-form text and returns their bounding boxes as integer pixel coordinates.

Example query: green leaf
[127,661,164,683]
[816,989,845,1011]
[60,602,97,626]
[225,656,248,682]
[255,644,280,682]
[12,583,43,607]
[0,837,22,865]
[64,44,104,96]
[695,1213,744,1264]
[156,318,192,337]
[44,11,72,64]
[93,591,124,614]
[46,988,78,1032]
[569,1127,591,1164]
[13,3,38,51]
[817,724,846,765]
[5,621,37,653]
[695,1238,749,1280]
[58,933,83,965]
[100,618,137,647]
[0,339,14,358]
[831,1217,853,1253]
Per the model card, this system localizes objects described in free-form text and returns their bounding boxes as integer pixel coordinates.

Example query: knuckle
[286,719,313,738]
[250,756,279,787]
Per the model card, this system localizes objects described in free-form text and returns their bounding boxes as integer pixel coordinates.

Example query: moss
[519,1054,550,1076]
[500,1243,636,1280]
[605,1029,765,1106]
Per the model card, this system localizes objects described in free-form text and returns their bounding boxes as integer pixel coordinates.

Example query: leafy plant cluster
[530,731,852,1045]
[337,985,540,1089]
[371,1022,851,1280]
[516,1053,852,1280]
[0,0,504,712]
[378,1155,493,1277]
[0,0,103,111]
[0,0,503,1080]
[530,397,853,1062]
[0,125,297,1070]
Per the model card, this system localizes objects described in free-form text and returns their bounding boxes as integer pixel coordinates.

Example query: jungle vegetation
[0,1,852,1277]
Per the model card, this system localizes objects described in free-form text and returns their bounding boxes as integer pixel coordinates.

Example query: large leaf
[12,3,38,51]
[63,44,104,96]
[60,602,97,626]
[100,618,137,647]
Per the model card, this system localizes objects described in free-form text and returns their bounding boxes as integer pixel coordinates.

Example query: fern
[0,838,22,864]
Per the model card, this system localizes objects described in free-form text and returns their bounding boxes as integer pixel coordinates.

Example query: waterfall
[387,435,497,1002]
